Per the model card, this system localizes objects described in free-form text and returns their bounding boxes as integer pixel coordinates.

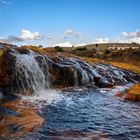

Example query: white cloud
[75,43,86,47]
[53,42,87,47]
[20,29,41,40]
[0,36,8,43]
[0,29,42,43]
[92,38,110,44]
[64,29,81,38]
[122,30,140,38]
[121,29,140,44]
[53,41,73,47]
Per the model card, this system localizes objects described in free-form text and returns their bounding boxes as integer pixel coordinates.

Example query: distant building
[108,43,140,50]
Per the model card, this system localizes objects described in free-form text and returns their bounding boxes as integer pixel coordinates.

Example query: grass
[108,62,140,74]
[60,52,140,74]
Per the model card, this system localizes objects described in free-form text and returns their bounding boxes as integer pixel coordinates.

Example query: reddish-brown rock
[0,99,44,137]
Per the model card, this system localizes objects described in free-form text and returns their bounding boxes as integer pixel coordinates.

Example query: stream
[1,49,140,140]
[18,85,140,140]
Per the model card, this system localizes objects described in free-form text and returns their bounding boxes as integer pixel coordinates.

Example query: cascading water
[4,49,139,96]
[13,51,51,95]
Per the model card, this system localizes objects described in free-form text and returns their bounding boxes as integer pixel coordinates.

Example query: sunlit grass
[109,62,140,74]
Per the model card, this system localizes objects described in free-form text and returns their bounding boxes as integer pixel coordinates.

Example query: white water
[11,52,139,108]
[14,53,50,95]
[22,89,63,109]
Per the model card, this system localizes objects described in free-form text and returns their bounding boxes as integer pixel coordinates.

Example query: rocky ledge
[115,84,140,101]
[0,96,44,137]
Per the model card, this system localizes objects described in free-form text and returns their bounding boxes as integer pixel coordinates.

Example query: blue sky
[0,0,140,47]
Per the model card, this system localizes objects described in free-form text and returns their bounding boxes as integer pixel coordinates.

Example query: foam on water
[21,89,63,109]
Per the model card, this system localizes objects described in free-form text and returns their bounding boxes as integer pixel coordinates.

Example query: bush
[104,49,111,55]
[54,46,63,52]
[75,47,87,51]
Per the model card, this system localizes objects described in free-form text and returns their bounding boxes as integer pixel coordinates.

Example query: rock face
[0,48,140,95]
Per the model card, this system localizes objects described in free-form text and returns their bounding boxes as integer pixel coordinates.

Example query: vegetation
[109,62,140,74]
[0,50,3,56]
[19,45,48,55]
[75,47,87,51]
[54,46,63,52]
[104,49,111,55]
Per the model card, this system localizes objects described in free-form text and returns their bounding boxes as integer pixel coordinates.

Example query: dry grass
[109,62,140,74]
[60,53,140,74]
[0,49,4,56]
[18,46,57,58]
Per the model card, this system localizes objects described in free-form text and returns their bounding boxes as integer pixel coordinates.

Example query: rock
[0,49,16,94]
[44,130,110,140]
[94,77,114,88]
[16,48,31,54]
[0,92,3,99]
[122,84,140,101]
[0,107,4,121]
[114,92,123,97]
[0,99,44,137]
[122,93,136,101]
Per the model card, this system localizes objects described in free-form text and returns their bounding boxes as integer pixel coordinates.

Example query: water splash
[22,89,63,109]
[14,53,50,95]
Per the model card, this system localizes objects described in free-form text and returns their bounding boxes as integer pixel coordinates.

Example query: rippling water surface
[20,86,140,140]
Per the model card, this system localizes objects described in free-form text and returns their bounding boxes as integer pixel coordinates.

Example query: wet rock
[0,99,44,137]
[0,106,4,121]
[44,130,110,140]
[122,93,136,101]
[0,49,16,94]
[114,84,140,101]
[94,77,114,88]
[0,92,3,99]
[114,92,123,97]
[16,48,30,54]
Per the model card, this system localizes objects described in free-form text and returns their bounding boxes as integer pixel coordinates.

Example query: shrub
[75,47,87,51]
[54,46,63,52]
[104,49,111,55]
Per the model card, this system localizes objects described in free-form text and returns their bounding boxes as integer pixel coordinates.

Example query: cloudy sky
[0,0,140,47]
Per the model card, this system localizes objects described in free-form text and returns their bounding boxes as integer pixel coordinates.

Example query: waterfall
[3,49,138,96]
[14,52,50,95]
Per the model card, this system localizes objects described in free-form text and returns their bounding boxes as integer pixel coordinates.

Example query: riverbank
[0,97,44,138]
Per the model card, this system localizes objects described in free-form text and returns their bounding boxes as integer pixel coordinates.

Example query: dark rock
[16,48,30,54]
[94,77,114,88]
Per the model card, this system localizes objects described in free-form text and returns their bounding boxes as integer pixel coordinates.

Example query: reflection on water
[19,87,140,140]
